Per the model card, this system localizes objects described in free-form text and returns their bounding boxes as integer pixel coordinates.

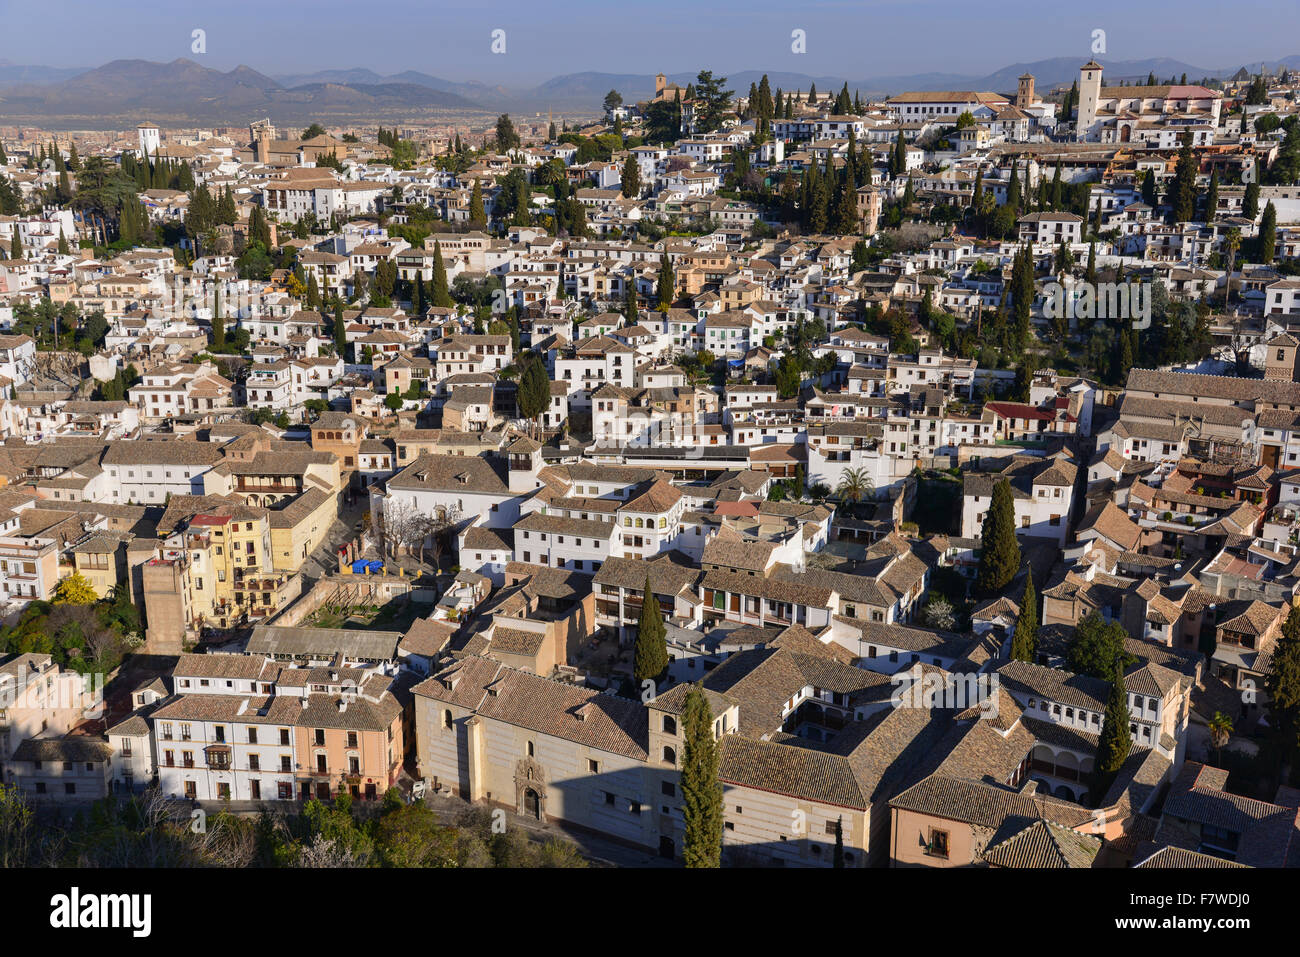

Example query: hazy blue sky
[0,0,1295,83]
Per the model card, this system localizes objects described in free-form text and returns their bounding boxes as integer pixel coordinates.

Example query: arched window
[662,715,677,734]
[443,709,453,729]
[658,517,667,528]
[662,746,676,765]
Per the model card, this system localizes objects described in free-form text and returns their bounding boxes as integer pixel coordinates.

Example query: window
[927,828,950,859]
[443,709,453,730]
[588,758,599,773]
[248,728,257,744]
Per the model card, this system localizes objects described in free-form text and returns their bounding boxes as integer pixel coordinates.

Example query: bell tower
[1077,61,1103,140]
[1016,73,1035,110]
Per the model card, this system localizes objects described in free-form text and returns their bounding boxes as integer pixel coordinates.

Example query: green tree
[1244,180,1260,219]
[469,179,485,226]
[1265,605,1300,753]
[692,70,734,134]
[1258,200,1277,265]
[516,353,550,421]
[1170,131,1198,223]
[1092,666,1132,802]
[633,575,669,686]
[1067,612,1135,680]
[333,301,347,355]
[655,253,675,312]
[1010,571,1038,662]
[430,242,453,307]
[976,479,1020,596]
[211,285,226,351]
[494,114,521,152]
[834,466,874,507]
[680,685,723,868]
[620,154,641,199]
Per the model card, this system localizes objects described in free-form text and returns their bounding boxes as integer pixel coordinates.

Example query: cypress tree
[681,685,723,868]
[469,179,485,225]
[833,817,845,868]
[976,478,1021,596]
[517,353,550,421]
[0,142,7,166]
[1265,606,1300,750]
[57,229,70,256]
[10,230,23,260]
[1085,241,1097,285]
[1205,168,1219,222]
[430,242,453,307]
[1006,162,1021,212]
[1010,571,1038,662]
[1092,667,1132,802]
[1258,201,1277,264]
[333,300,347,356]
[212,285,225,351]
[655,253,674,312]
[306,273,321,310]
[633,575,669,685]
[621,154,641,198]
[622,281,638,326]
[1140,169,1157,207]
[1244,181,1260,220]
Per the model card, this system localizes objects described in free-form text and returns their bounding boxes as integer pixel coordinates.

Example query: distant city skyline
[1,0,1297,86]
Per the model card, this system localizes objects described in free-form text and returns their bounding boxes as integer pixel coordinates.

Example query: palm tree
[1208,711,1233,764]
[835,467,874,508]
[1224,229,1242,305]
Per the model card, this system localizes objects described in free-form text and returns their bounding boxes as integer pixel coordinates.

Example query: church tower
[1076,61,1103,140]
[1016,73,1035,110]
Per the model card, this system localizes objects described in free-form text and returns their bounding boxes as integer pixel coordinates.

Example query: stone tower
[1016,73,1035,110]
[655,73,667,98]
[1077,60,1103,140]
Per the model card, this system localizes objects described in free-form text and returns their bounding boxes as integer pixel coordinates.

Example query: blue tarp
[351,559,369,574]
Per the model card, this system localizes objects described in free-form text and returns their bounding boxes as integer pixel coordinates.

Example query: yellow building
[70,531,132,599]
[183,507,295,629]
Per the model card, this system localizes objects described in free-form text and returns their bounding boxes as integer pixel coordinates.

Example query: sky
[0,0,1295,85]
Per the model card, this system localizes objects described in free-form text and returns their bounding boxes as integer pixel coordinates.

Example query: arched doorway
[514,757,547,823]
[659,836,675,859]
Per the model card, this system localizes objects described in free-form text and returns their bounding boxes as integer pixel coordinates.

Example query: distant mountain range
[1,53,1297,129]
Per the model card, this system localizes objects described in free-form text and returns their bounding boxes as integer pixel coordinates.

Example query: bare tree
[294,834,372,868]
